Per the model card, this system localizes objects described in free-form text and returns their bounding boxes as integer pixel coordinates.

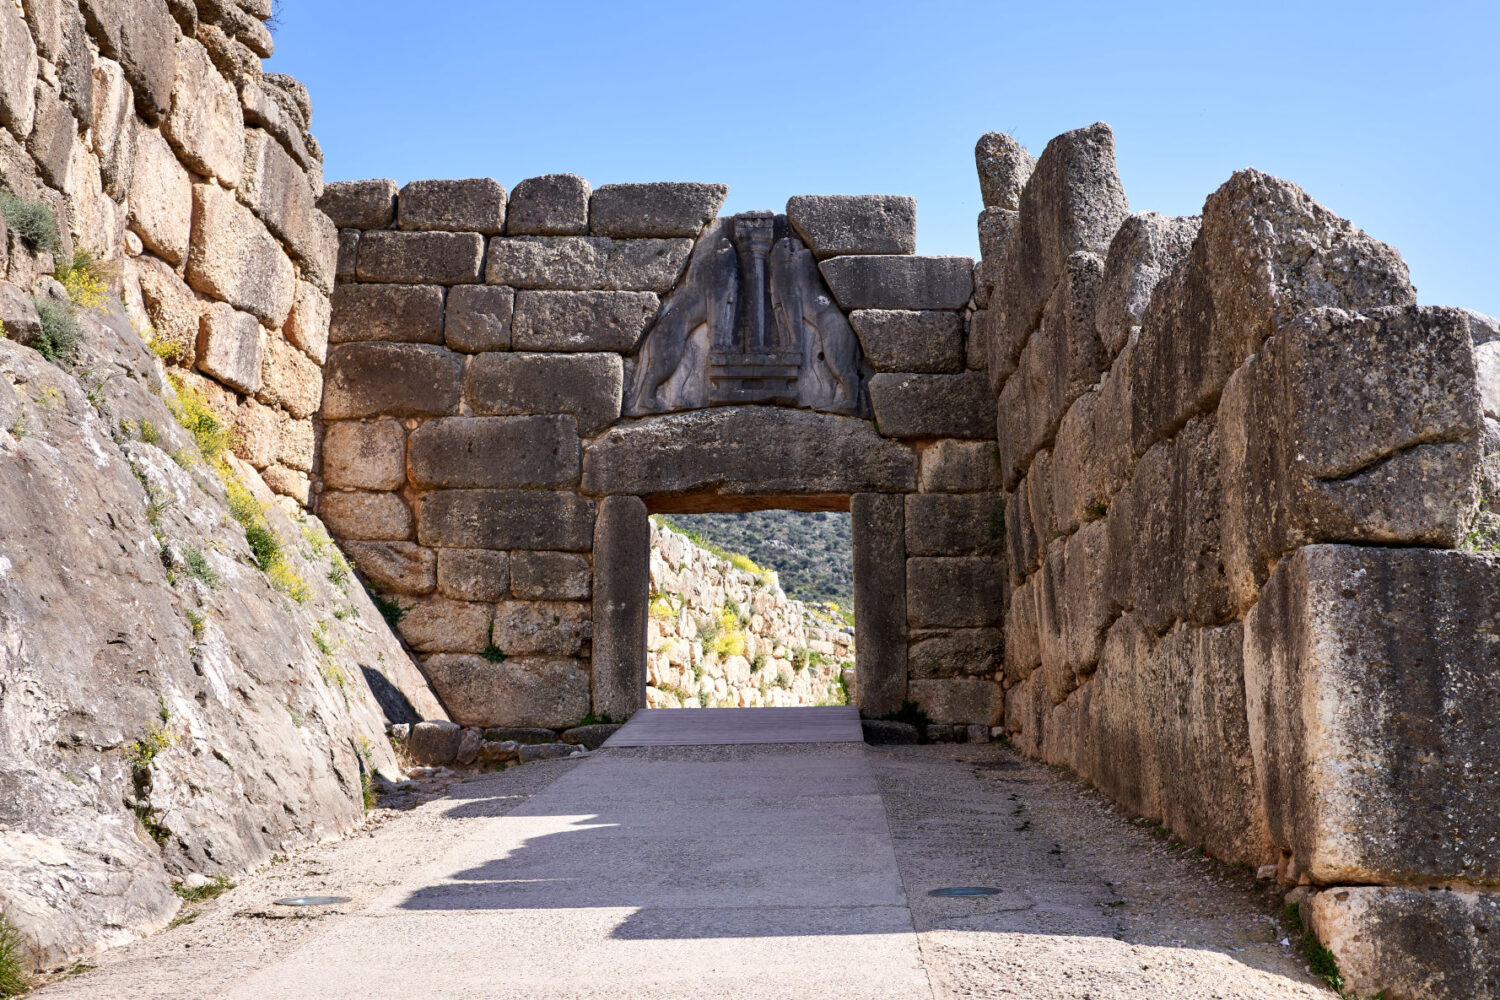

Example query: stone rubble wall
[645,520,853,709]
[317,174,1005,731]
[979,122,1500,997]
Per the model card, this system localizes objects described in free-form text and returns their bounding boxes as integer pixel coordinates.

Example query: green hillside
[658,511,854,612]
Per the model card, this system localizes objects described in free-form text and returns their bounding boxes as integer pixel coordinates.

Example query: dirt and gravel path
[36,739,1329,999]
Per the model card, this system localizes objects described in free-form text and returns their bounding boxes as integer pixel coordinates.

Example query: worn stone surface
[242,129,334,287]
[589,182,726,238]
[582,407,916,500]
[868,372,996,440]
[909,678,1002,727]
[283,281,330,363]
[918,439,1001,493]
[1093,211,1199,358]
[0,2,37,139]
[405,720,462,766]
[592,495,648,722]
[417,490,594,551]
[849,310,964,373]
[398,178,506,235]
[396,598,492,654]
[907,557,1003,628]
[559,723,620,749]
[329,283,445,345]
[821,255,974,311]
[341,541,436,596]
[975,131,1036,211]
[318,490,414,541]
[321,419,405,491]
[318,178,396,230]
[905,493,1001,556]
[464,352,622,436]
[436,548,509,602]
[356,230,485,285]
[506,173,590,236]
[185,183,295,326]
[322,343,463,419]
[908,628,1001,680]
[444,284,513,353]
[852,493,906,717]
[492,600,591,656]
[195,302,262,394]
[163,36,241,185]
[511,290,659,352]
[511,551,591,600]
[785,194,916,259]
[26,80,73,188]
[406,415,580,490]
[256,335,321,418]
[128,126,191,264]
[484,236,692,293]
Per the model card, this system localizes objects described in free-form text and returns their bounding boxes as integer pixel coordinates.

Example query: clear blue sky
[268,1,1500,317]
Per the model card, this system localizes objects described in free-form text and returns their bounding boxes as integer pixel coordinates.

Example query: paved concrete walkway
[39,711,1332,999]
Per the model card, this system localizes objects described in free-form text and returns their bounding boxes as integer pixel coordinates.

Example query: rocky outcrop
[645,521,853,709]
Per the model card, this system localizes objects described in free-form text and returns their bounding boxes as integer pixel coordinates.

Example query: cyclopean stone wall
[978,122,1500,998]
[317,175,1005,731]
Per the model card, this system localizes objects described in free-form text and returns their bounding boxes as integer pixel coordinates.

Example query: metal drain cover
[929,886,1003,897]
[273,895,351,906]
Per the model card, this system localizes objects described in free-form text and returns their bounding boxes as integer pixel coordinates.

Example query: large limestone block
[995,123,1128,374]
[163,36,241,185]
[593,494,649,720]
[407,415,580,489]
[1245,545,1500,885]
[868,372,996,440]
[908,678,1002,726]
[436,548,509,602]
[908,627,1001,679]
[322,419,405,490]
[589,182,727,238]
[1219,306,1482,609]
[79,0,178,123]
[336,228,358,282]
[1308,886,1500,1000]
[464,351,622,436]
[417,490,594,551]
[445,284,513,353]
[852,493,906,716]
[329,283,444,344]
[849,309,964,373]
[422,655,589,728]
[134,255,199,364]
[493,600,591,656]
[974,132,1035,212]
[511,551,590,600]
[284,281,330,363]
[318,178,396,230]
[397,178,506,234]
[356,230,484,285]
[511,289,659,352]
[26,81,75,189]
[341,540,436,595]
[1035,520,1112,703]
[581,407,917,499]
[318,489,414,541]
[395,597,492,653]
[905,492,1002,555]
[185,184,295,326]
[256,335,322,418]
[907,557,1003,628]
[1002,572,1040,686]
[0,2,37,139]
[242,129,335,288]
[1067,614,1157,812]
[90,56,134,198]
[1130,170,1415,456]
[195,301,262,393]
[128,127,191,264]
[1093,211,1199,359]
[918,439,1001,493]
[785,194,916,259]
[506,173,590,236]
[820,255,973,311]
[322,342,463,419]
[975,209,1019,320]
[484,236,692,293]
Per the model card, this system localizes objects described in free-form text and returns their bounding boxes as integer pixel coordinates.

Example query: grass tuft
[0,912,29,998]
[173,876,235,904]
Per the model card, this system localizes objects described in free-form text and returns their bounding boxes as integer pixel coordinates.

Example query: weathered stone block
[493,600,591,656]
[242,129,332,285]
[511,290,659,352]
[0,282,39,345]
[484,236,692,293]
[1094,211,1199,359]
[277,417,315,473]
[163,37,242,185]
[321,419,405,490]
[232,396,278,468]
[283,281,330,363]
[908,628,1001,680]
[318,178,397,230]
[91,56,134,198]
[849,310,964,373]
[186,184,295,326]
[407,415,580,489]
[336,228,358,282]
[329,283,444,345]
[785,194,916,259]
[318,490,414,541]
[341,541,435,595]
[907,557,1003,628]
[589,182,726,238]
[26,81,74,189]
[397,178,506,234]
[396,597,492,653]
[511,551,591,600]
[820,255,974,311]
[0,3,38,139]
[851,480,913,708]
[506,173,590,236]
[417,490,594,551]
[445,284,513,353]
[1245,545,1500,886]
[905,493,1001,556]
[592,494,648,721]
[918,439,1001,493]
[463,351,622,437]
[975,209,1019,325]
[582,407,917,498]
[407,720,462,765]
[909,678,1002,727]
[436,548,509,602]
[356,230,484,285]
[422,655,589,729]
[868,372,996,440]
[257,334,321,418]
[134,255,198,364]
[195,302,262,394]
[975,132,1035,212]
[322,342,463,419]
[1034,522,1114,704]
[80,0,177,124]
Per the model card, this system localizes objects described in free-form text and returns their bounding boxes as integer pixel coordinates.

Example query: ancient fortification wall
[646,519,853,710]
[979,122,1500,997]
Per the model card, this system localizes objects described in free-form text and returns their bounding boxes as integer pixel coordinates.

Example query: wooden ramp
[602,706,864,747]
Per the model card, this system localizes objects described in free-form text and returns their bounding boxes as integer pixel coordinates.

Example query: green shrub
[0,189,59,252]
[56,249,109,312]
[31,296,78,362]
[373,593,406,627]
[182,547,217,587]
[173,876,235,903]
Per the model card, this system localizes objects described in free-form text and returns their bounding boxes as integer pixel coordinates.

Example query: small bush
[174,876,235,903]
[482,622,506,662]
[182,547,217,587]
[56,249,110,313]
[0,188,59,252]
[373,593,406,627]
[167,375,235,462]
[0,912,29,998]
[127,723,176,770]
[31,296,78,362]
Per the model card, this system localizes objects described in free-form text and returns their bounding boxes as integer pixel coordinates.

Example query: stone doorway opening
[643,508,857,711]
